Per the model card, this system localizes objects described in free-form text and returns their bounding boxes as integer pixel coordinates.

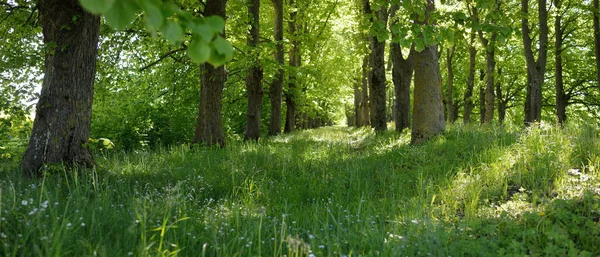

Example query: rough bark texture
[496,71,506,125]
[463,31,477,124]
[411,0,444,145]
[269,0,284,135]
[356,53,371,126]
[391,43,413,132]
[522,0,548,124]
[484,49,496,123]
[479,83,485,124]
[284,0,299,133]
[193,0,227,147]
[555,0,567,124]
[21,0,100,176]
[595,0,600,91]
[365,0,388,132]
[445,45,456,123]
[244,0,263,141]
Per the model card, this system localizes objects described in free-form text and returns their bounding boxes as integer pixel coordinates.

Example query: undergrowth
[1,123,599,256]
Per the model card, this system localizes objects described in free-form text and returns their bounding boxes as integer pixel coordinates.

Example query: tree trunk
[594,0,600,91]
[244,0,263,141]
[484,48,496,123]
[357,53,371,126]
[269,0,284,135]
[193,0,227,147]
[368,4,388,132]
[463,31,477,124]
[522,0,548,124]
[411,0,444,145]
[21,0,100,176]
[446,44,456,123]
[284,1,299,133]
[479,83,485,124]
[555,0,567,125]
[390,4,413,133]
[496,68,506,125]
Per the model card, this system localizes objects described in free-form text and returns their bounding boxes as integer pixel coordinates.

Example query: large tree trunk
[522,0,548,124]
[193,0,227,147]
[411,0,445,145]
[21,0,100,176]
[463,31,477,124]
[595,0,600,91]
[555,0,567,125]
[244,0,263,141]
[363,0,387,132]
[390,4,413,132]
[445,44,456,123]
[269,0,284,135]
[284,0,299,133]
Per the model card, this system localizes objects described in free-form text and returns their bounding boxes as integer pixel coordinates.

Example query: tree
[244,0,263,141]
[269,0,284,135]
[363,0,388,132]
[284,0,300,133]
[389,4,414,132]
[20,0,100,176]
[522,0,549,124]
[445,44,456,123]
[193,0,228,147]
[554,0,567,124]
[463,30,477,124]
[411,0,445,145]
[595,0,600,91]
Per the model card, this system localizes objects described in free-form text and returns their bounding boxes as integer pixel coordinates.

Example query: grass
[1,123,600,256]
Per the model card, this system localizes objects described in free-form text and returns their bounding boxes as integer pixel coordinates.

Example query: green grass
[1,123,600,256]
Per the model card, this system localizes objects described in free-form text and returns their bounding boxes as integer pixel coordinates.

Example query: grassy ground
[1,123,599,256]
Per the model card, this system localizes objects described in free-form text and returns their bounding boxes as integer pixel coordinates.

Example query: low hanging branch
[138,47,187,72]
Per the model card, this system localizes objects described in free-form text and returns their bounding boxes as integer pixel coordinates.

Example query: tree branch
[138,47,187,72]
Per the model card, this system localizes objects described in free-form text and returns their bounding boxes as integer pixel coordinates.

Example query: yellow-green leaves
[188,39,211,63]
[78,0,233,66]
[104,0,138,30]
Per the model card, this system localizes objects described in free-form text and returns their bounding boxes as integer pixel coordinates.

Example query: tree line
[0,0,599,176]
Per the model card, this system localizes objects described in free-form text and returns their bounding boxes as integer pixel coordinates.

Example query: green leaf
[142,1,164,29]
[190,22,214,42]
[79,0,115,14]
[207,48,228,67]
[162,21,184,44]
[205,16,225,34]
[414,39,425,52]
[104,0,139,30]
[187,39,210,63]
[212,36,233,57]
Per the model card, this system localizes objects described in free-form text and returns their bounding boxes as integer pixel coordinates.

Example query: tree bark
[269,0,284,135]
[555,0,567,125]
[193,0,227,147]
[594,0,600,91]
[21,0,99,176]
[463,31,477,124]
[390,5,413,132]
[244,0,263,141]
[363,0,387,132]
[284,0,299,133]
[496,68,506,125]
[445,44,456,123]
[522,0,548,124]
[411,0,445,145]
[358,53,371,126]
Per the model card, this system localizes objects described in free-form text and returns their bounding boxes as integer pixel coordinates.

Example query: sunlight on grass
[1,124,599,256]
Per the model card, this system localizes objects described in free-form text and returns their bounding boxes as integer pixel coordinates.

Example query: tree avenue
[1,0,598,173]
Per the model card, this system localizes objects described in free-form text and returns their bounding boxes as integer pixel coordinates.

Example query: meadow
[1,123,599,256]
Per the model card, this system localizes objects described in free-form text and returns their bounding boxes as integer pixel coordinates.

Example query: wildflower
[21,200,28,206]
[81,223,86,227]
[318,245,325,249]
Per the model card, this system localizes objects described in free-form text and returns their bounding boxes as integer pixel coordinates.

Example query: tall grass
[1,123,599,256]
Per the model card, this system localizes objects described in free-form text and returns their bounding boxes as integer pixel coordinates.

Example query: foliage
[1,125,599,256]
